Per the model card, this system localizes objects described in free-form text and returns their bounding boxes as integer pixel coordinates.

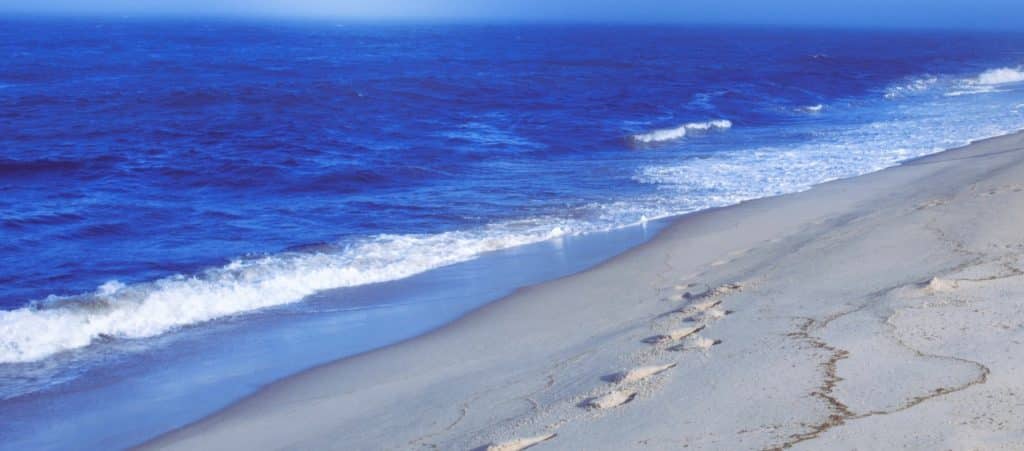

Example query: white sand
[143,132,1024,450]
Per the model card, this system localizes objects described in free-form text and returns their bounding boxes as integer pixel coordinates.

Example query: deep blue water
[2,19,1024,448]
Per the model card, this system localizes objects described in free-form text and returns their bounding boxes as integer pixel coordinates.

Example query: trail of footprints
[483,282,743,450]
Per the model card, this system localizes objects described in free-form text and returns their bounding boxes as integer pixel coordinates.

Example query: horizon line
[1,11,1021,34]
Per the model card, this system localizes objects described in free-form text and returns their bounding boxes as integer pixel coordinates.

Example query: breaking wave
[630,119,732,144]
[973,67,1024,85]
[886,66,1024,99]
[0,225,583,364]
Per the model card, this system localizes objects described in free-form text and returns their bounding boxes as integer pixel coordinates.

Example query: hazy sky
[3,0,1024,30]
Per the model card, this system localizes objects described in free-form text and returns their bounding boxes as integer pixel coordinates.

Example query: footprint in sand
[604,363,677,384]
[643,325,704,344]
[682,283,742,302]
[675,299,721,317]
[668,335,721,352]
[687,306,732,323]
[583,389,637,410]
[672,283,742,316]
[680,288,707,300]
[484,432,557,451]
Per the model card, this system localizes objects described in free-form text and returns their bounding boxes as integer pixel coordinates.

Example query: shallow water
[1,217,665,450]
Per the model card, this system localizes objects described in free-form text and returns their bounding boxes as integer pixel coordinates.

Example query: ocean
[2,19,1024,449]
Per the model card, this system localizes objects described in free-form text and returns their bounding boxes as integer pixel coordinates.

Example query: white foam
[0,224,585,364]
[884,76,938,99]
[973,67,1024,86]
[636,80,1024,228]
[945,87,1000,97]
[888,67,1024,99]
[802,104,824,113]
[630,119,732,144]
[942,67,1024,97]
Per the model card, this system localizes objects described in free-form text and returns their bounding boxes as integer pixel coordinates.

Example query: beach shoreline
[144,130,1024,450]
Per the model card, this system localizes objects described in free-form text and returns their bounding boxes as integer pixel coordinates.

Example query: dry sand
[143,131,1024,450]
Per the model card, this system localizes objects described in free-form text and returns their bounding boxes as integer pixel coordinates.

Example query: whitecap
[884,76,938,99]
[0,223,595,364]
[973,67,1024,85]
[630,119,732,144]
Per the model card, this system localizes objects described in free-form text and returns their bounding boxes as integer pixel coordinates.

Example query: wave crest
[885,66,1024,99]
[973,67,1024,85]
[630,119,732,144]
[0,225,578,364]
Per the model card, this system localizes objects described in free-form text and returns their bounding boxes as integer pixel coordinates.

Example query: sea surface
[2,19,1024,449]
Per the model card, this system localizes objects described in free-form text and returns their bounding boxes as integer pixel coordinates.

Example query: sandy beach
[143,130,1024,450]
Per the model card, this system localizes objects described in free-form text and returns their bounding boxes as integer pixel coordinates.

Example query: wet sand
[144,131,1024,450]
